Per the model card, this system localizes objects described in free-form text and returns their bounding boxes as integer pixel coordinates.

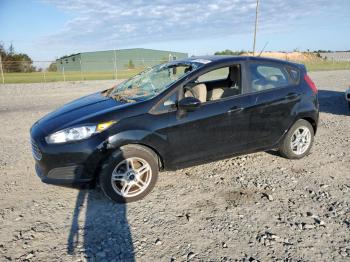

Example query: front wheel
[99,145,159,203]
[279,119,314,159]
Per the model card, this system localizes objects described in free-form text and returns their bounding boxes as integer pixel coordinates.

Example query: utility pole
[0,54,4,84]
[252,0,260,56]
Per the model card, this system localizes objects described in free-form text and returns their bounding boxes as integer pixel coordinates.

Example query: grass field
[304,61,350,71]
[1,61,350,84]
[1,69,144,84]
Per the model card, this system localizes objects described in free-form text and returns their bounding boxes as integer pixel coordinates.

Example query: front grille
[31,138,42,161]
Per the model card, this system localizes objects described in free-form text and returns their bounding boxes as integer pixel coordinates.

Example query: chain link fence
[1,55,350,84]
[0,58,172,84]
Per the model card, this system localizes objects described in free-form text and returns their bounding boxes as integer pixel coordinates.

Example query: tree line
[214,49,246,55]
[0,43,37,73]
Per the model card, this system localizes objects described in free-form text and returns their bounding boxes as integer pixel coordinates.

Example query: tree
[127,60,135,69]
[8,43,14,55]
[0,43,36,72]
[214,49,245,55]
[48,62,57,72]
[0,42,5,57]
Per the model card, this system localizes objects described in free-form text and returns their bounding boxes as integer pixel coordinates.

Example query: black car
[30,56,319,202]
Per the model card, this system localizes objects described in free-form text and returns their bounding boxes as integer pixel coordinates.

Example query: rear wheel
[279,119,314,159]
[99,145,159,203]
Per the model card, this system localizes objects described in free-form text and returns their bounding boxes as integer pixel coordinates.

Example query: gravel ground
[0,71,349,262]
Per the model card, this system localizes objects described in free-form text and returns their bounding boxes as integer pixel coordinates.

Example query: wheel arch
[277,113,318,149]
[104,129,167,168]
[300,116,317,135]
[119,143,164,170]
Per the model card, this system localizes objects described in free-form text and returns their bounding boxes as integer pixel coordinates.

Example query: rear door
[245,61,302,149]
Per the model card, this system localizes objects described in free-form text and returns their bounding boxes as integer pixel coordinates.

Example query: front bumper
[30,124,109,187]
[35,163,92,186]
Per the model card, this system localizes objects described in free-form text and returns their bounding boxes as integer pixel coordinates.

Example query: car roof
[175,55,303,68]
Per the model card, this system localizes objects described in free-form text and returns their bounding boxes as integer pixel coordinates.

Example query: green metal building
[56,48,188,72]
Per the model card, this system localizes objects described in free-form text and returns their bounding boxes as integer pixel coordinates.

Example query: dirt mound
[243,51,321,62]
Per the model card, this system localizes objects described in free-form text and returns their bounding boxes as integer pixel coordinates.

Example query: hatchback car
[30,56,319,202]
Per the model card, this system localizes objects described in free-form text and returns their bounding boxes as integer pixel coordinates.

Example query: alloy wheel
[290,126,311,155]
[111,157,152,198]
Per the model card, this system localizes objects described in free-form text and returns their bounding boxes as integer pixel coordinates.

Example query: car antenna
[258,41,269,57]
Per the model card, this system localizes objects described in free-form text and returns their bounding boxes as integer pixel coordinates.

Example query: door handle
[285,93,300,100]
[228,106,244,113]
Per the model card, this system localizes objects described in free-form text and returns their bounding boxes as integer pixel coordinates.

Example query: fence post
[113,50,118,80]
[0,55,4,84]
[115,62,118,80]
[43,69,46,83]
[62,66,66,82]
[80,58,83,81]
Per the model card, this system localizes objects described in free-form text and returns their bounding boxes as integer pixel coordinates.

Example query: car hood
[34,92,128,135]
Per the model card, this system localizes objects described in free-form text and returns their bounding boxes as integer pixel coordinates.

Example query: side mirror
[178,97,201,112]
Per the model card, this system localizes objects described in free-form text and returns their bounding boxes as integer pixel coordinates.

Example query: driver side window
[197,67,229,82]
[183,64,242,103]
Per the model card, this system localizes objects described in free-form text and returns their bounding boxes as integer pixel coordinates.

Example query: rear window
[249,63,290,92]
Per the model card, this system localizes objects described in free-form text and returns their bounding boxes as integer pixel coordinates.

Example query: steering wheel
[184,86,197,98]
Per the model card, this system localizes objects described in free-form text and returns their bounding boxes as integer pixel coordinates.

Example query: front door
[161,62,253,167]
[164,94,252,167]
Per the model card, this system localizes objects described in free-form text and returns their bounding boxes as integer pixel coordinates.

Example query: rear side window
[248,63,290,92]
[286,66,300,84]
[197,67,229,82]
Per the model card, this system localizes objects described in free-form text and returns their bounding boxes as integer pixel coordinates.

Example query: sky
[1,0,350,61]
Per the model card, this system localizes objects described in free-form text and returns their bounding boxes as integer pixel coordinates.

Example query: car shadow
[318,89,349,116]
[67,189,135,261]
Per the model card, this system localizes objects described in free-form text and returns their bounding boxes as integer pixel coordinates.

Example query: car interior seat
[207,65,241,101]
[184,83,207,103]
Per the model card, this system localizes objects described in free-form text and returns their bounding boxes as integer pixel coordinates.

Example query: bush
[48,62,57,72]
[127,60,135,69]
[214,49,245,56]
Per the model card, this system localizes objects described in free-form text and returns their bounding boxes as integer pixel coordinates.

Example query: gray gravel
[0,71,349,261]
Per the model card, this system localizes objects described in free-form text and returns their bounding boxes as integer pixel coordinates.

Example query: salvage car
[30,56,319,202]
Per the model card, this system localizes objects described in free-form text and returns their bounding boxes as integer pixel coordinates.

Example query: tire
[279,119,314,159]
[99,145,159,203]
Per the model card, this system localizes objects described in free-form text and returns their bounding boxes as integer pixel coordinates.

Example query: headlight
[45,121,115,144]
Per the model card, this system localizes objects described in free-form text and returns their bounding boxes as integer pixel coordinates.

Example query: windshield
[106,61,204,101]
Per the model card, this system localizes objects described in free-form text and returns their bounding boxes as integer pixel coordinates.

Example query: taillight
[304,74,318,94]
